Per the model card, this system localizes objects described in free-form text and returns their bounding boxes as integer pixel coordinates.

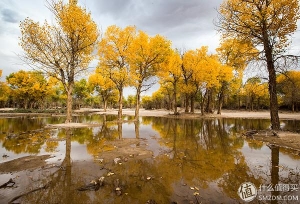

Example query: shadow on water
[0,115,299,203]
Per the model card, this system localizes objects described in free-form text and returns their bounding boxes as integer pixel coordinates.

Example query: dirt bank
[0,155,51,173]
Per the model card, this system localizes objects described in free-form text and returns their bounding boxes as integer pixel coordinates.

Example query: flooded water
[0,114,299,203]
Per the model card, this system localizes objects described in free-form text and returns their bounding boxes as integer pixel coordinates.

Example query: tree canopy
[217,0,300,129]
[19,0,99,122]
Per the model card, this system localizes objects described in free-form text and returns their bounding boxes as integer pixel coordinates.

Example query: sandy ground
[1,107,300,119]
[92,108,300,120]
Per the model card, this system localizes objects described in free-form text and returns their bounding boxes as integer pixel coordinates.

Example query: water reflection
[0,115,299,203]
[271,145,279,204]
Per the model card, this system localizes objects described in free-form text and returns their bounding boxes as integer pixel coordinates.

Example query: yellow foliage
[6,70,54,108]
[219,0,299,55]
[128,30,171,90]
[217,38,258,77]
[0,81,10,102]
[243,78,268,100]
[277,71,300,107]
[98,25,136,89]
[19,1,98,84]
[89,68,115,91]
[159,49,182,84]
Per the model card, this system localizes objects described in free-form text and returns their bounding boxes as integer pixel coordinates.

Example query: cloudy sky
[0,0,222,75]
[1,0,299,95]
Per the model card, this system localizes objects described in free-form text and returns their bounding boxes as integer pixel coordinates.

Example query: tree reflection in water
[0,116,299,203]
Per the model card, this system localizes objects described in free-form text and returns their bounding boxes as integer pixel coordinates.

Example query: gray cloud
[93,0,221,33]
[0,0,224,81]
[1,8,20,23]
[92,0,222,50]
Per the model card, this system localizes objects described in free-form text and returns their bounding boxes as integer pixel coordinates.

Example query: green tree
[73,79,90,109]
[217,0,300,129]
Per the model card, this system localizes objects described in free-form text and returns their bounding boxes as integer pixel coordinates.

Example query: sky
[0,0,299,96]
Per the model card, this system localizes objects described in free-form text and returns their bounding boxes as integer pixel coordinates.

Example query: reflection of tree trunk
[100,115,111,139]
[134,121,140,146]
[203,120,213,149]
[134,121,140,139]
[172,119,178,158]
[66,84,74,123]
[118,122,122,139]
[270,146,279,204]
[65,128,72,203]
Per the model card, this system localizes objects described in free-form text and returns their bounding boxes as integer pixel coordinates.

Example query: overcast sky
[1,0,299,96]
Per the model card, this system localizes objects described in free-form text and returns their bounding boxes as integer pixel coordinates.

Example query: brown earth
[0,155,51,173]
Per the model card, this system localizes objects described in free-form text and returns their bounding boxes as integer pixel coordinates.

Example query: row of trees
[1,68,300,113]
[2,0,299,129]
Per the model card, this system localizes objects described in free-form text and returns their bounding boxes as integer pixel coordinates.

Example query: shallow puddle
[0,115,299,203]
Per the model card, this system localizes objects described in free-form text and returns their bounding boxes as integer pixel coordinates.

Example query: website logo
[238,182,258,202]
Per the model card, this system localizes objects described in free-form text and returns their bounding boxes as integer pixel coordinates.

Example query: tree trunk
[65,84,73,123]
[263,30,280,130]
[174,83,178,114]
[103,98,107,112]
[135,88,141,120]
[134,121,140,139]
[217,84,225,114]
[185,94,189,113]
[250,96,254,111]
[205,88,214,113]
[167,94,171,110]
[118,88,123,121]
[200,91,205,116]
[117,122,122,139]
[190,94,195,113]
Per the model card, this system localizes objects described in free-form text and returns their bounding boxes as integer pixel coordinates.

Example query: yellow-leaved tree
[98,25,136,120]
[6,70,50,109]
[128,30,171,120]
[89,68,116,112]
[217,0,300,129]
[216,39,257,114]
[158,49,182,114]
[19,0,98,123]
[182,46,208,113]
[0,69,10,107]
[243,77,269,111]
[277,71,300,112]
